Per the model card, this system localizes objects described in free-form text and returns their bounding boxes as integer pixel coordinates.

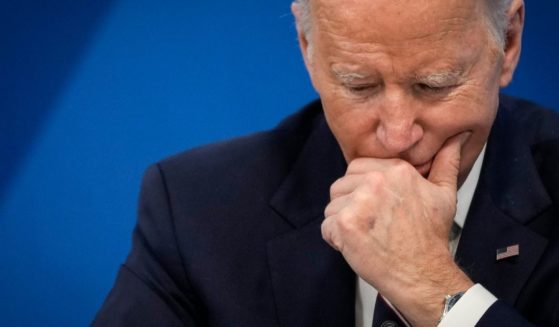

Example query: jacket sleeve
[92,164,205,326]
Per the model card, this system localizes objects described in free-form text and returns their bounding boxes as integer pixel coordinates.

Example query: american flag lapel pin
[496,244,520,261]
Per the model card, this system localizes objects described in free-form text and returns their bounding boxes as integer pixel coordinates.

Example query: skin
[292,0,524,325]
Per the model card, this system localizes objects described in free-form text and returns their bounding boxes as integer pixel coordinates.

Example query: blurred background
[1,1,557,326]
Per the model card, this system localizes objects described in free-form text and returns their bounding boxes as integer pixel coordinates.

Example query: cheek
[438,60,501,136]
[312,67,384,160]
[425,90,498,178]
[424,85,498,135]
[322,99,380,161]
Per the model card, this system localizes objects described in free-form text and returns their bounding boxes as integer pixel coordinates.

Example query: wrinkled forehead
[309,0,485,45]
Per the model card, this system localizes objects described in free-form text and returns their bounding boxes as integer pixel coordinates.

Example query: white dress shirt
[355,145,498,327]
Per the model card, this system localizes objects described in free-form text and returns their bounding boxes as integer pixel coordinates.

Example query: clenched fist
[321,133,474,326]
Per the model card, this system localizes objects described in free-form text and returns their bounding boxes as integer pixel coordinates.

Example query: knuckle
[321,218,342,250]
[352,188,371,204]
[392,160,413,174]
[324,202,335,218]
[336,210,358,233]
[321,219,330,238]
[329,178,343,199]
[363,171,384,188]
[347,158,366,174]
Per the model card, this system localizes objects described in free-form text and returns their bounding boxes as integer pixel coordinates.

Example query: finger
[321,215,341,251]
[428,132,471,192]
[330,175,366,199]
[346,157,397,175]
[324,193,351,217]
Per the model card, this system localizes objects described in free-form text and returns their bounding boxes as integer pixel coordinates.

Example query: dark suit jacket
[94,95,559,326]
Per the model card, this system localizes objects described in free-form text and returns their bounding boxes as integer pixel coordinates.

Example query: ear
[499,0,525,87]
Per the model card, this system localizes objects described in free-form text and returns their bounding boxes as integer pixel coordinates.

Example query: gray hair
[483,0,514,48]
[293,0,513,50]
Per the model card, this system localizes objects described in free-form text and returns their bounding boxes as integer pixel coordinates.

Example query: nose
[375,93,424,154]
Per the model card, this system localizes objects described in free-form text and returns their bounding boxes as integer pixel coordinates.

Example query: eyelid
[420,83,451,89]
[345,83,380,93]
[414,82,457,94]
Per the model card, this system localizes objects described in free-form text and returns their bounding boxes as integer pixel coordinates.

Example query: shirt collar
[455,144,486,229]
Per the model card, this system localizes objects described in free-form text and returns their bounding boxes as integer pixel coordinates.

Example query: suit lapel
[456,191,548,304]
[456,99,551,305]
[266,218,356,327]
[267,115,355,327]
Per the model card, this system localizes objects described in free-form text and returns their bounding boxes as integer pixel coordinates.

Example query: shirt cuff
[438,284,497,327]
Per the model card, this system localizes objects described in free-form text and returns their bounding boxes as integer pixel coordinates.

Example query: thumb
[428,132,471,192]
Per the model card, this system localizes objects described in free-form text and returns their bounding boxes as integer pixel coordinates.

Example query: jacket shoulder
[158,100,323,182]
[150,100,325,214]
[500,95,559,215]
[500,94,559,144]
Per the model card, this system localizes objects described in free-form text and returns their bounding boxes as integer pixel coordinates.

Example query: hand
[321,133,474,326]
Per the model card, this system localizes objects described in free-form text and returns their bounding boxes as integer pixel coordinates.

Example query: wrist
[439,291,466,323]
[427,268,474,326]
[396,261,474,326]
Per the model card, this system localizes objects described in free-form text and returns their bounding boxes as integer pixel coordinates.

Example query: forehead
[309,0,490,78]
[310,0,485,47]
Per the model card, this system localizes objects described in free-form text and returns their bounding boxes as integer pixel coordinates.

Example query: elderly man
[95,0,559,326]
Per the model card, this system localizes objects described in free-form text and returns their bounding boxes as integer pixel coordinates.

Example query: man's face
[300,0,516,184]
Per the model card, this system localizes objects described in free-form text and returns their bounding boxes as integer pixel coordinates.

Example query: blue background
[1,1,557,326]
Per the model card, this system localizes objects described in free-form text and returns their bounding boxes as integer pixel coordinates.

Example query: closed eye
[345,84,379,95]
[415,83,455,94]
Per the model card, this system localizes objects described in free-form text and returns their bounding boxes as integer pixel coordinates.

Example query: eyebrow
[331,67,465,86]
[414,71,463,86]
[331,68,371,83]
